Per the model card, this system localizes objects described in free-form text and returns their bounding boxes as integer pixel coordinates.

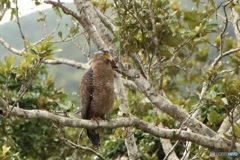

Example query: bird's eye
[102,50,109,54]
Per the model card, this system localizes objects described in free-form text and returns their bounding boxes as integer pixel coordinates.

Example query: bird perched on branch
[79,50,115,148]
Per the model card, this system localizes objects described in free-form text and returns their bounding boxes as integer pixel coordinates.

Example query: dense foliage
[0,0,239,159]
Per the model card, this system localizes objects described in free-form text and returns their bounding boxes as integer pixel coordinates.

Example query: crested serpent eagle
[79,50,115,148]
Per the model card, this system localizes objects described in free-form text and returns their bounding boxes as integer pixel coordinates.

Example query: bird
[79,50,115,148]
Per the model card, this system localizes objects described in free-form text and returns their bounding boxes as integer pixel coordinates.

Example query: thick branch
[0,98,238,153]
[122,69,217,137]
[114,73,140,159]
[1,30,218,143]
[77,0,112,46]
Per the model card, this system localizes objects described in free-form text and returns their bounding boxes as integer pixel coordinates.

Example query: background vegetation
[0,0,240,159]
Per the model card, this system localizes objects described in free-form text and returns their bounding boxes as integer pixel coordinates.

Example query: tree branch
[0,97,238,153]
[45,58,88,69]
[44,0,109,50]
[211,47,240,68]
[121,69,218,137]
[71,0,141,158]
[114,73,140,159]
[54,124,105,160]
[0,35,88,69]
[15,0,28,51]
[0,37,22,55]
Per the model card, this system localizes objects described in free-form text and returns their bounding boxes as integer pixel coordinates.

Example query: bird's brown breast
[90,62,114,118]
[80,60,114,120]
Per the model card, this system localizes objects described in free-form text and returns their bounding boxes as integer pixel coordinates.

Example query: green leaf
[112,36,119,43]
[44,55,55,60]
[206,23,218,31]
[10,8,16,20]
[183,11,199,28]
[233,123,240,137]
[16,67,25,76]
[50,46,62,53]
[38,11,44,17]
[53,6,62,17]
[58,31,62,39]
[5,56,15,69]
[70,27,77,35]
[25,40,33,48]
[221,97,228,105]
[164,35,182,47]
[234,5,240,15]
[57,101,73,111]
[208,110,218,124]
[29,48,38,55]
[0,73,6,83]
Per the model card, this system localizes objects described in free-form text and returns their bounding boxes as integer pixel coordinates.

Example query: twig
[211,47,240,68]
[163,140,180,160]
[0,5,7,22]
[7,59,43,116]
[0,35,87,69]
[219,2,229,56]
[0,37,22,55]
[44,0,82,22]
[45,58,87,69]
[15,0,28,51]
[61,137,105,160]
[53,123,105,159]
[77,128,85,145]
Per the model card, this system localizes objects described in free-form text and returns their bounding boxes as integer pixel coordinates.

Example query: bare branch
[45,58,88,69]
[78,0,112,46]
[211,46,240,68]
[218,110,240,134]
[53,124,105,160]
[15,0,28,51]
[44,0,109,50]
[211,1,240,68]
[95,9,114,34]
[121,78,138,91]
[0,3,7,22]
[163,140,180,160]
[180,82,208,160]
[121,68,217,137]
[219,2,229,56]
[159,124,179,160]
[160,138,179,160]
[0,35,87,69]
[61,137,105,160]
[114,73,140,160]
[0,97,238,153]
[44,0,81,24]
[0,37,22,55]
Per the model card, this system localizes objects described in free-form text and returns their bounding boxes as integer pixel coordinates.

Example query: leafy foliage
[111,0,239,159]
[0,0,240,159]
[0,41,76,159]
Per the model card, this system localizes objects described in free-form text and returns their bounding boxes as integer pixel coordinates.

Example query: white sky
[1,0,73,24]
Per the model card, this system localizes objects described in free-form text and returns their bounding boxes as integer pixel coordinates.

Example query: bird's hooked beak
[103,52,114,61]
[102,52,118,69]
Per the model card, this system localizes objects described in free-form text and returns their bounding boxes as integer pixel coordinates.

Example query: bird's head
[92,50,118,69]
[93,50,112,61]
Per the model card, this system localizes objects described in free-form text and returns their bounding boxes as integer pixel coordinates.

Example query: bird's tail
[87,129,100,148]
